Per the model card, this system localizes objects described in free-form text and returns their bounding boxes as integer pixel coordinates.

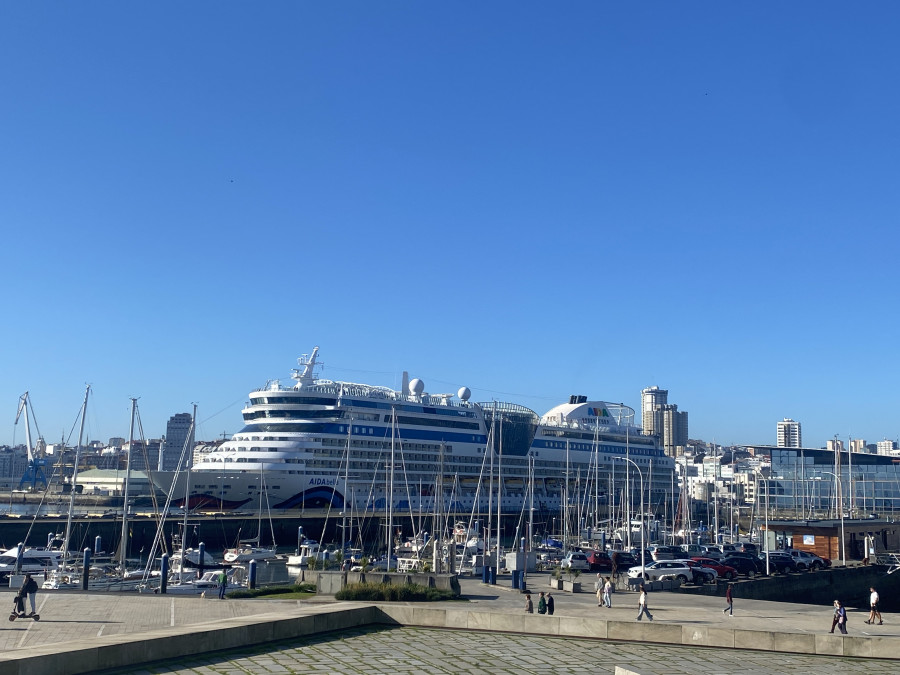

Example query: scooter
[8,594,39,621]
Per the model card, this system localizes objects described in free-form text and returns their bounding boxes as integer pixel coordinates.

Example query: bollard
[198,542,206,576]
[82,549,91,590]
[249,559,257,589]
[511,569,520,589]
[95,535,102,556]
[161,554,169,594]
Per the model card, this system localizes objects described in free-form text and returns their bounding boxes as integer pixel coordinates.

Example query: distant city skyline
[3,4,899,449]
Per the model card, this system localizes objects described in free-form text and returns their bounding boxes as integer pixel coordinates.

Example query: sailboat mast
[496,412,503,569]
[178,404,196,580]
[62,384,91,566]
[387,406,395,572]
[118,398,137,576]
[341,414,352,558]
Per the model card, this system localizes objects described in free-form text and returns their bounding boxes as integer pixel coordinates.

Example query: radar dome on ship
[409,378,425,395]
[457,387,471,401]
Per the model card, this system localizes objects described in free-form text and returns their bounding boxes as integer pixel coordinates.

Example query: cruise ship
[151,348,677,518]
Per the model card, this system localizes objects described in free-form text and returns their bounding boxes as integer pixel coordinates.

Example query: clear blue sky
[2,3,898,450]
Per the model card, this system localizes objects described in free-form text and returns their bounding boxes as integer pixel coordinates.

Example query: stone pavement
[101,625,900,675]
[0,575,896,674]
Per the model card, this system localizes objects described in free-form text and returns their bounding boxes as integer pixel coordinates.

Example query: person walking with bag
[832,600,848,634]
[636,584,653,621]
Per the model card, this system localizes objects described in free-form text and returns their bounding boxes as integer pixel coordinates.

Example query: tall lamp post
[616,457,645,580]
[754,469,770,576]
[823,471,846,566]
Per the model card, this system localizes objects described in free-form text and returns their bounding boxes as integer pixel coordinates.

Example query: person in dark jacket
[20,573,38,616]
[546,592,555,615]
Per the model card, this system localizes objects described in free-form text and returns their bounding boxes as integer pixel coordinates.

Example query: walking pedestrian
[537,591,547,615]
[602,576,613,608]
[595,573,604,607]
[866,587,883,625]
[546,592,554,615]
[723,582,733,616]
[636,584,653,621]
[831,600,848,634]
[524,594,533,614]
[20,573,38,616]
[611,551,619,581]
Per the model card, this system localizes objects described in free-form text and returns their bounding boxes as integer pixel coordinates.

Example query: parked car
[676,559,718,584]
[626,560,692,583]
[691,556,738,580]
[609,550,637,570]
[650,545,681,561]
[720,555,762,577]
[585,550,613,571]
[699,545,724,560]
[560,551,591,571]
[761,552,798,573]
[679,543,705,557]
[786,550,826,571]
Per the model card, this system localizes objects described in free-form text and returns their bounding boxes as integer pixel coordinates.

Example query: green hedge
[335,582,459,602]
[226,583,316,599]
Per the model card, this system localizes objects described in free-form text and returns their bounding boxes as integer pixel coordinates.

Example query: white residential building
[776,418,802,448]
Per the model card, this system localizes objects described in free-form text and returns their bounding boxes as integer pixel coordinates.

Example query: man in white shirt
[866,587,883,625]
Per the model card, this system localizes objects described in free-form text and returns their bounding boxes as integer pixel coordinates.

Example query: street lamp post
[755,469,770,576]
[823,471,846,566]
[616,457,645,580]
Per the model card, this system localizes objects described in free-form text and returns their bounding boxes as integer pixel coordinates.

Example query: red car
[691,556,738,580]
[585,550,613,571]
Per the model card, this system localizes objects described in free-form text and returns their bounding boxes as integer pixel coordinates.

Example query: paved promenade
[0,576,895,674]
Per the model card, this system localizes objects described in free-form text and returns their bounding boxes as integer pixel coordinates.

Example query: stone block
[467,611,493,631]
[559,616,606,639]
[443,608,469,629]
[734,629,775,652]
[772,631,816,655]
[682,625,734,649]
[815,633,845,656]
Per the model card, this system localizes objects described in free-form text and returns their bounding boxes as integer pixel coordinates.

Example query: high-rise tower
[776,418,802,448]
[641,386,668,437]
[159,412,194,472]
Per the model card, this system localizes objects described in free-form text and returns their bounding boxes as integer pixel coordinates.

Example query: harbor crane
[15,392,49,491]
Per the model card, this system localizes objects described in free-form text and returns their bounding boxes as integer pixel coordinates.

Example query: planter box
[548,577,563,590]
[562,580,582,593]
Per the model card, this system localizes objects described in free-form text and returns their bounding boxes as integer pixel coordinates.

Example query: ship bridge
[479,402,540,456]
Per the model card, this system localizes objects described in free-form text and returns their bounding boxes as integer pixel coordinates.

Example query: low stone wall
[0,606,382,675]
[676,565,894,609]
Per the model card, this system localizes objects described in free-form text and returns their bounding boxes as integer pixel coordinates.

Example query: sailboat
[224,465,277,562]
